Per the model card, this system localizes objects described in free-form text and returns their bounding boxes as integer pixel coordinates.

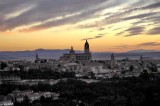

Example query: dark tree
[0,62,7,70]
[129,65,134,71]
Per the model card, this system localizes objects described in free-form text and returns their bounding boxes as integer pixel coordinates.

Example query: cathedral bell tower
[84,40,90,53]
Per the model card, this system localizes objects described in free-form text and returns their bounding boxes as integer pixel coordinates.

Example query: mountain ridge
[0,49,160,61]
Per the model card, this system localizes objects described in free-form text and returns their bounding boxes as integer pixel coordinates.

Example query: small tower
[140,54,143,62]
[36,53,39,60]
[111,53,115,70]
[70,46,75,54]
[84,40,90,53]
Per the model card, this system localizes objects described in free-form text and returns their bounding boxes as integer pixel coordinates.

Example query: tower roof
[86,39,88,43]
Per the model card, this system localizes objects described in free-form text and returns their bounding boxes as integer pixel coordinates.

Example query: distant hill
[126,49,159,53]
[0,49,160,61]
[33,48,70,52]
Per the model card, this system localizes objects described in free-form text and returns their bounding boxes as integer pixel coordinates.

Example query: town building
[7,90,59,103]
[0,100,13,106]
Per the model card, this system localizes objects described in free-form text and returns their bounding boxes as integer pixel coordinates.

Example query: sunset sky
[0,0,160,52]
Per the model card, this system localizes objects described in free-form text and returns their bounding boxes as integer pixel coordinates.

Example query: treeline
[53,77,160,106]
[1,74,160,106]
[0,69,75,79]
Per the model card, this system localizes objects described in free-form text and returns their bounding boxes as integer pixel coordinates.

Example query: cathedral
[60,40,92,61]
